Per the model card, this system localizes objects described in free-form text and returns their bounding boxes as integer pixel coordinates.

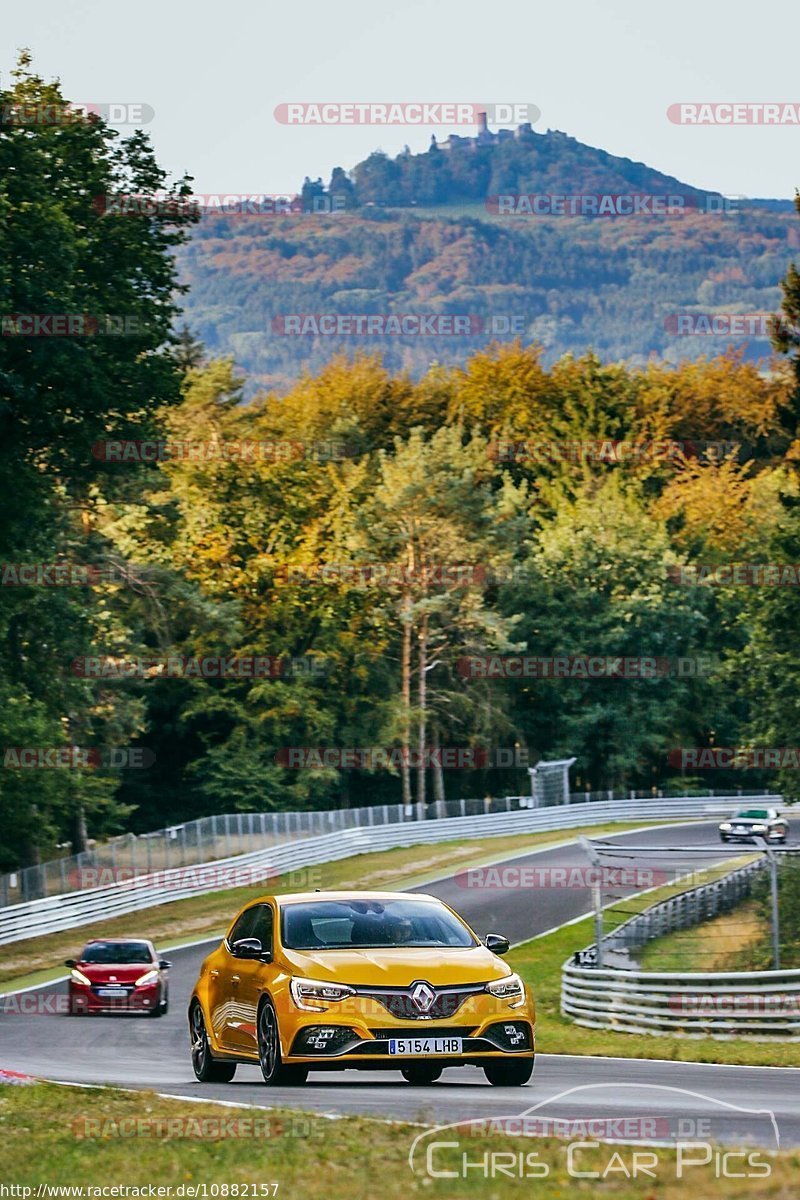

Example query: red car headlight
[134,969,160,987]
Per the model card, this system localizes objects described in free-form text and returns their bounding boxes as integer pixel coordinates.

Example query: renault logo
[410,981,436,1013]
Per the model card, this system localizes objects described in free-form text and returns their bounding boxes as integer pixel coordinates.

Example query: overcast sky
[3,0,799,199]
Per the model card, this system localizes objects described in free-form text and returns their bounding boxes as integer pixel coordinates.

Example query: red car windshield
[81,942,153,964]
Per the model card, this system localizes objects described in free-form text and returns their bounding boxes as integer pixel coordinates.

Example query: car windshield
[80,941,153,964]
[281,898,476,950]
[734,810,769,820]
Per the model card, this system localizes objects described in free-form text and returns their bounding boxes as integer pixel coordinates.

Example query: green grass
[0,820,672,990]
[637,898,770,973]
[0,1081,797,1199]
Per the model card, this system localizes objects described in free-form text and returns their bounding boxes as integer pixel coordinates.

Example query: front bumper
[721,829,784,841]
[287,1019,535,1065]
[69,983,162,1013]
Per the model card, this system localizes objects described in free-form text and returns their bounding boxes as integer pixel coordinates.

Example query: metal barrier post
[579,836,604,968]
[756,838,781,970]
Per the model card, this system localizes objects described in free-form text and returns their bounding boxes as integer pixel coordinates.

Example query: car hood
[279,944,512,986]
[76,963,155,983]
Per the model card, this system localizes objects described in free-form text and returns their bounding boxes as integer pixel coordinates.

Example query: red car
[65,938,171,1016]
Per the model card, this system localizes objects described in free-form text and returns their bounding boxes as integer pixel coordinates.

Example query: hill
[175,125,800,392]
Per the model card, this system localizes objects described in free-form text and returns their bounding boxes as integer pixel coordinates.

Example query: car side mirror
[231,938,263,959]
[158,959,172,970]
[484,933,510,956]
[64,959,77,968]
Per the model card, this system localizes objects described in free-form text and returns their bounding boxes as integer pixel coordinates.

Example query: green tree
[0,52,196,865]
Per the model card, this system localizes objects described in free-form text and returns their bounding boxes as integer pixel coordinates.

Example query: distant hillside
[175,127,800,393]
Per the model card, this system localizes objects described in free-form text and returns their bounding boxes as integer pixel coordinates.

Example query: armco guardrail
[562,855,800,1038]
[561,962,800,1038]
[0,794,768,946]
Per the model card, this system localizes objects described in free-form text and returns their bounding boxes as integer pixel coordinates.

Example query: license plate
[388,1037,462,1055]
[97,988,127,998]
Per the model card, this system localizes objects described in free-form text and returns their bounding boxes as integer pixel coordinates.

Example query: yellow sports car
[188,890,535,1087]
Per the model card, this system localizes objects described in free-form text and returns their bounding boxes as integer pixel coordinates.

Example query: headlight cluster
[751,824,767,832]
[135,969,160,987]
[719,823,732,830]
[486,972,525,1006]
[70,968,91,986]
[290,977,355,1011]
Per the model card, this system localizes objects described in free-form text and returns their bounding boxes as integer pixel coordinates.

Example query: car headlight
[751,825,767,832]
[486,972,525,1001]
[70,968,91,986]
[719,823,731,830]
[135,969,160,987]
[290,977,355,1011]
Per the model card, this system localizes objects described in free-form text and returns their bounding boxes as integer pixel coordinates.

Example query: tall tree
[0,53,196,866]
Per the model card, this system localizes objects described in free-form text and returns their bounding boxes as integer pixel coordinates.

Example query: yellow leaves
[449,342,549,429]
[654,354,790,442]
[653,457,786,556]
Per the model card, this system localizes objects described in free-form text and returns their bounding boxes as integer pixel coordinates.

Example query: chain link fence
[0,786,773,906]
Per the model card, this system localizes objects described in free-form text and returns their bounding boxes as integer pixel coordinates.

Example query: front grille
[368,1027,476,1040]
[354,982,485,1020]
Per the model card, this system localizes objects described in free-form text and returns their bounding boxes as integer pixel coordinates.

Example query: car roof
[84,937,155,944]
[271,890,440,906]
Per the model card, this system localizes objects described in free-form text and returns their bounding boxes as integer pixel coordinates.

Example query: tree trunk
[400,586,412,809]
[417,611,428,817]
[70,798,88,856]
[432,729,445,811]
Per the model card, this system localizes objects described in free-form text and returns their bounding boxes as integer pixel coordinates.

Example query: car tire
[151,990,169,1018]
[483,1057,534,1087]
[257,998,308,1086]
[401,1065,443,1085]
[189,1001,237,1083]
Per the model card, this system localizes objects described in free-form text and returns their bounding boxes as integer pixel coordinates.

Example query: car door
[224,903,275,1054]
[211,906,259,1050]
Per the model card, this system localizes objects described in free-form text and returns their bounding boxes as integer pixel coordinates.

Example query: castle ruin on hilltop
[430,111,537,151]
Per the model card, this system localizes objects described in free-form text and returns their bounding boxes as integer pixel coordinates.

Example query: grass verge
[637,899,770,972]
[0,1081,796,1199]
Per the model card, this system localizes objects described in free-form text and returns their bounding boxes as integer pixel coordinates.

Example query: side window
[228,907,258,947]
[249,905,274,955]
